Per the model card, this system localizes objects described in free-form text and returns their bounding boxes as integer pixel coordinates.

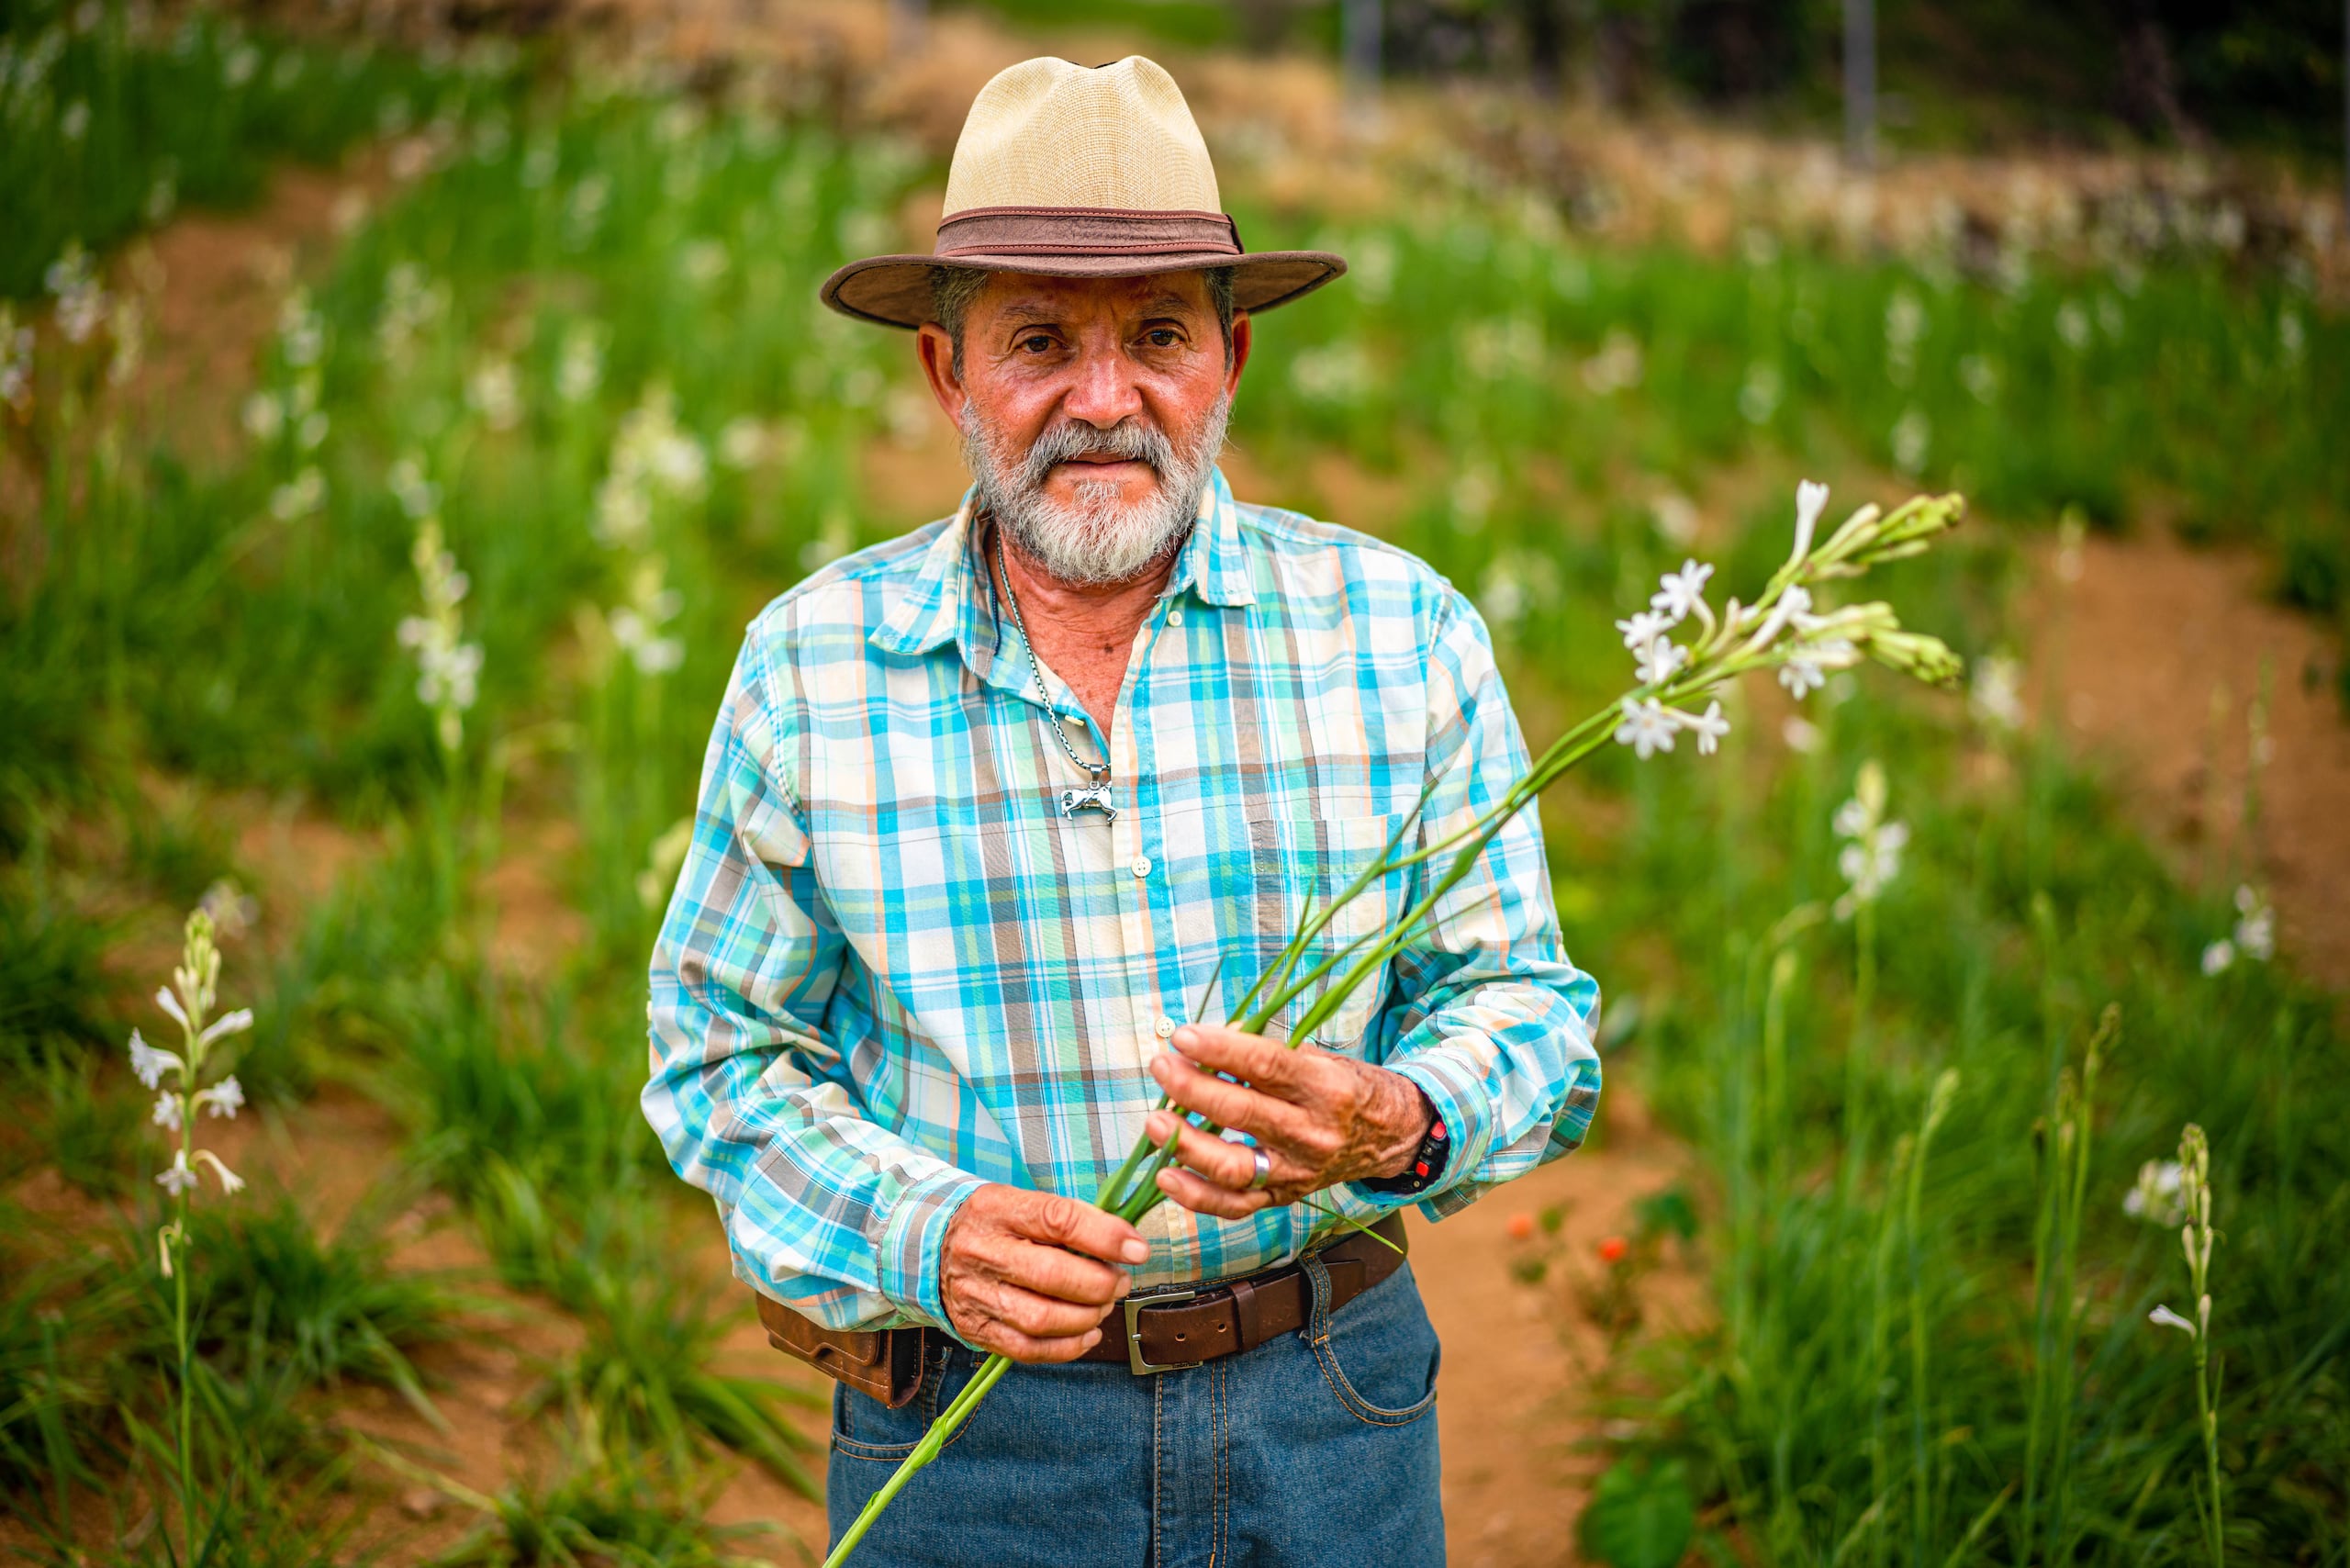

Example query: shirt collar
[867,465,1256,666]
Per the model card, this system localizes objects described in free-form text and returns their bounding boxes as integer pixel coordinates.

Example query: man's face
[916,270,1252,586]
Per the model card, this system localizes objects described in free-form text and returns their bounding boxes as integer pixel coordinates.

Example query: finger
[1141,1113,1277,1193]
[990,1237,1133,1309]
[1170,1024,1307,1098]
[1002,1189,1150,1266]
[974,1278,1121,1341]
[1154,1163,1274,1220]
[973,1319,1106,1366]
[1148,1050,1318,1146]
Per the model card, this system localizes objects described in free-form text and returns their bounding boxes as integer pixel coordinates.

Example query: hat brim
[820,249,1348,330]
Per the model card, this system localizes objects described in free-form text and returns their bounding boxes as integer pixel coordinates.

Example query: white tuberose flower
[2148,1304,2199,1337]
[1685,700,1730,756]
[198,1075,245,1119]
[1614,698,1679,759]
[129,1028,183,1090]
[1650,559,1714,622]
[151,1092,184,1132]
[1633,636,1687,688]
[157,1150,199,1196]
[1788,479,1830,565]
[1614,609,1672,652]
[1780,656,1827,698]
[194,1150,247,1194]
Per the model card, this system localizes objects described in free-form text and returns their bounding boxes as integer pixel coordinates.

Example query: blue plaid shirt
[643,467,1602,1333]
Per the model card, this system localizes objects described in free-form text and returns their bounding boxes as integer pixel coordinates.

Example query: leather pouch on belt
[754,1294,927,1409]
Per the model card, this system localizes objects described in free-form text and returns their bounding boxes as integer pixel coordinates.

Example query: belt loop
[1300,1253,1335,1347]
[1230,1276,1262,1350]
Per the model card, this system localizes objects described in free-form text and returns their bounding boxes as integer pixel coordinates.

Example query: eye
[1019,333,1057,354]
[1145,329,1181,348]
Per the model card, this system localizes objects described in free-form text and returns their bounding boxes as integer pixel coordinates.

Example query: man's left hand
[1143,1024,1431,1219]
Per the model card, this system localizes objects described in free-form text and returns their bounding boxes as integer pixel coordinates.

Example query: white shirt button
[1167,609,1184,627]
[1155,1015,1177,1039]
[1131,856,1153,879]
[1062,713,1086,729]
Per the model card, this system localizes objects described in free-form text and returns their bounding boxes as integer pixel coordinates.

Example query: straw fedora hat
[820,55,1346,330]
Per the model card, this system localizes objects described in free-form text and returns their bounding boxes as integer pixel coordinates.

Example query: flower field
[2,3,2345,1563]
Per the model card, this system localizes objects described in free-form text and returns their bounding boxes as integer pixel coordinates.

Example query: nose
[1058,338,1147,431]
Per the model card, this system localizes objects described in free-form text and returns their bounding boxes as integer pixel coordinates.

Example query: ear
[915,323,966,431]
[1224,311,1252,400]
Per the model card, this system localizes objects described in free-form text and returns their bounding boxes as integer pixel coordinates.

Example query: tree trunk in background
[1522,0,1565,99]
[1842,0,1875,168]
[1344,0,1382,104]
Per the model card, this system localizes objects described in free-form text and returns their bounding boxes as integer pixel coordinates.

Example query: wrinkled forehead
[967,268,1218,326]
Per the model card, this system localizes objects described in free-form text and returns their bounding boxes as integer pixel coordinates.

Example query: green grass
[1,0,500,299]
[0,46,2344,1563]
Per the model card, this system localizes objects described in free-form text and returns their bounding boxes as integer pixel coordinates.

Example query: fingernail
[1171,1025,1198,1050]
[1082,1328,1102,1349]
[1121,1238,1149,1263]
[1114,1276,1133,1298]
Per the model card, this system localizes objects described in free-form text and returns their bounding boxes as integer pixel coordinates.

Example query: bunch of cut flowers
[826,480,1967,1565]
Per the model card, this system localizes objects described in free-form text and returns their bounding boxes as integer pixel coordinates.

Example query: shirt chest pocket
[1245,814,1404,1051]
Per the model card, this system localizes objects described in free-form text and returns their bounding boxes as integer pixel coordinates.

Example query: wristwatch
[1360,1088,1450,1196]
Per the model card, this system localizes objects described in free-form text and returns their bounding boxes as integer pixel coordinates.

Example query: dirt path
[2036,530,2350,990]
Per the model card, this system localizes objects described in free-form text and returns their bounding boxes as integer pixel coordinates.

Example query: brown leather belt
[755,1213,1407,1406]
[1080,1212,1409,1372]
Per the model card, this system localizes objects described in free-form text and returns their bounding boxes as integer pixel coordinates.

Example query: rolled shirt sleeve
[1346,591,1604,1221]
[642,632,983,1332]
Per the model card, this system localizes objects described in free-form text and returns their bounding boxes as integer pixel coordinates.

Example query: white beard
[962,393,1230,588]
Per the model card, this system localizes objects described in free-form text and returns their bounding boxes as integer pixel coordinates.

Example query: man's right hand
[940,1184,1148,1362]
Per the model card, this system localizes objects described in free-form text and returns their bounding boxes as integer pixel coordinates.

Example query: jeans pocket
[830,1339,979,1462]
[1303,1258,1441,1428]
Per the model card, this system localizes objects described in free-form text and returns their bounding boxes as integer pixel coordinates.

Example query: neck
[990,520,1182,739]
[994,524,1181,628]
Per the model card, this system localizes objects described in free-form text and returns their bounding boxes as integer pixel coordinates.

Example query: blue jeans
[826,1258,1446,1566]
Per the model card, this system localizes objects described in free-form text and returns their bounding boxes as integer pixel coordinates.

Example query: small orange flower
[1597,1235,1629,1265]
[1506,1212,1537,1241]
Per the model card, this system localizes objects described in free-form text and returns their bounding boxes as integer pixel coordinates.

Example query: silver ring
[1248,1146,1273,1191]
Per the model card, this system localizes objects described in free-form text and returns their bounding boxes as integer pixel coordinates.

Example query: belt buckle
[1123,1289,1202,1376]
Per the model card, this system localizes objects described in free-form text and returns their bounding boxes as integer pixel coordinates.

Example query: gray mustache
[1017,418,1177,490]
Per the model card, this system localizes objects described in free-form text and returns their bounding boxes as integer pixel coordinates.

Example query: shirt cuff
[875,1167,990,1335]
[1343,1049,1489,1213]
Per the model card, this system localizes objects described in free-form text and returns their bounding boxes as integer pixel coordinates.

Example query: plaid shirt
[643,467,1602,1334]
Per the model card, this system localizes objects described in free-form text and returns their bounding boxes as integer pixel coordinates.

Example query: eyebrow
[991,291,1203,326]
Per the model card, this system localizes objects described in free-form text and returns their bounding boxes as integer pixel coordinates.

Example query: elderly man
[644,55,1601,1565]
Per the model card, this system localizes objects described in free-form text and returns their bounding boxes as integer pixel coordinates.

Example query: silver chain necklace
[994,531,1118,822]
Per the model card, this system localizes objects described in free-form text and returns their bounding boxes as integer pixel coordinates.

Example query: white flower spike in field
[2124,1159,2185,1225]
[398,516,485,756]
[2231,886,2274,962]
[2148,1304,2198,1337]
[138,908,254,1565]
[2200,939,2235,977]
[1833,761,1908,917]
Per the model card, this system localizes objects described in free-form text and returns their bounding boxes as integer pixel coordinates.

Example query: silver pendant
[1058,780,1117,821]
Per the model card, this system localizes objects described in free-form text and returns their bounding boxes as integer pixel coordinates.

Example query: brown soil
[2034,529,2350,988]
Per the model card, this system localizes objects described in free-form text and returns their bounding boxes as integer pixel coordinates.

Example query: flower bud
[1863,628,1964,688]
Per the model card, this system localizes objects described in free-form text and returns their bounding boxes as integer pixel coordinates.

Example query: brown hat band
[934,206,1242,261]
